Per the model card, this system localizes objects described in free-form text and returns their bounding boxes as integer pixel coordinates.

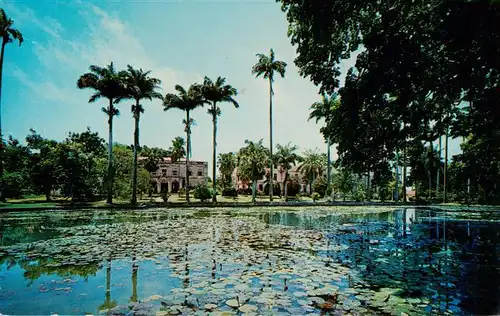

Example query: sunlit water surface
[0,206,499,315]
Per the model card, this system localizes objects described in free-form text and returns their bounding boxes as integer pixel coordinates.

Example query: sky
[2,0,460,172]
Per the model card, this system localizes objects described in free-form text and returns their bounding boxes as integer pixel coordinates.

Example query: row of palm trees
[76,48,287,205]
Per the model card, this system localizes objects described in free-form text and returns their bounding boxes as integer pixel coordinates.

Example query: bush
[313,177,327,198]
[264,183,281,196]
[286,179,301,196]
[237,187,252,195]
[326,185,333,198]
[161,192,170,203]
[311,192,321,202]
[193,184,212,202]
[222,187,238,197]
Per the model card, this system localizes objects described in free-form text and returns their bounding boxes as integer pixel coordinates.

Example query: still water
[0,207,499,315]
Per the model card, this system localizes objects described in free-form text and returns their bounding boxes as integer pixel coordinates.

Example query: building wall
[231,166,306,193]
[149,158,208,193]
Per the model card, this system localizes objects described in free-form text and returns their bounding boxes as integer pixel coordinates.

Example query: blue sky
[2,0,460,170]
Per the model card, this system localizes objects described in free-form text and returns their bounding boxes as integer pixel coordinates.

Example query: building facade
[231,166,307,193]
[149,158,208,193]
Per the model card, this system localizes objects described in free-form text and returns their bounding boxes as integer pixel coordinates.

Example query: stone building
[148,157,208,193]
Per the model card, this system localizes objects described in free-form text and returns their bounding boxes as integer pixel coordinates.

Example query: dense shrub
[311,192,321,202]
[237,187,252,195]
[178,188,186,197]
[264,183,281,196]
[193,184,212,202]
[313,177,327,197]
[285,179,301,196]
[222,187,238,197]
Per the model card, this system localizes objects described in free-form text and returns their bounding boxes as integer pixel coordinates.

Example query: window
[188,170,192,176]
[172,170,178,176]
[161,169,167,177]
[197,170,203,176]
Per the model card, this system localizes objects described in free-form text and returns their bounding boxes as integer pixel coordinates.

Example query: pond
[0,206,499,315]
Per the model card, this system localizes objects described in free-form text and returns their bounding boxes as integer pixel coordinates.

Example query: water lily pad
[238,304,258,313]
[226,299,240,308]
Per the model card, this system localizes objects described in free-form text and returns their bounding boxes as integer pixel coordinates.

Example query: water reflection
[0,207,498,315]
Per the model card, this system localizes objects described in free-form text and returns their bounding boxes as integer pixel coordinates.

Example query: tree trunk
[443,126,449,203]
[212,103,218,203]
[131,102,140,205]
[131,256,138,303]
[106,100,114,204]
[0,41,6,202]
[185,110,191,203]
[366,171,370,201]
[327,138,331,195]
[403,146,407,202]
[283,170,288,201]
[395,150,399,202]
[252,175,257,203]
[437,135,441,196]
[428,140,432,199]
[269,78,274,202]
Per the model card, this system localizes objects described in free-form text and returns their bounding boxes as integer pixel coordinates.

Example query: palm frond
[89,93,103,103]
[8,28,23,46]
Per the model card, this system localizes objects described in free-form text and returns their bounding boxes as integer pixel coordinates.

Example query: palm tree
[0,9,23,201]
[77,62,127,204]
[163,84,205,202]
[121,65,162,205]
[218,152,237,189]
[169,136,186,163]
[252,49,287,202]
[201,76,239,203]
[298,149,326,195]
[275,143,302,201]
[308,94,340,196]
[237,140,269,203]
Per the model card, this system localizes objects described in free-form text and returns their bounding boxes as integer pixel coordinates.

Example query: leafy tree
[275,143,302,200]
[112,144,133,200]
[77,62,127,204]
[218,152,236,189]
[26,130,58,201]
[237,140,269,203]
[308,94,340,194]
[2,137,30,198]
[0,8,23,201]
[169,136,186,163]
[333,168,355,201]
[121,65,162,204]
[298,149,326,195]
[312,176,327,198]
[252,49,287,202]
[201,76,239,203]
[137,167,152,200]
[163,84,206,202]
[193,183,212,202]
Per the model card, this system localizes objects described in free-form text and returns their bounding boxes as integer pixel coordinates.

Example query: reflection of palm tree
[130,256,138,303]
[98,259,117,312]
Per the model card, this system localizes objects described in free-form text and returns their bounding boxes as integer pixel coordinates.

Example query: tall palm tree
[298,149,326,195]
[237,140,269,203]
[275,143,302,201]
[201,76,239,203]
[163,84,205,202]
[121,65,162,205]
[0,9,23,201]
[218,152,237,188]
[77,62,127,204]
[169,136,186,163]
[308,94,340,196]
[252,49,287,202]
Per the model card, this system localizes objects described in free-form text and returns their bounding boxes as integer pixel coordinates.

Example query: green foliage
[286,177,301,197]
[264,183,281,196]
[169,137,186,163]
[137,168,151,199]
[222,187,237,197]
[112,144,133,200]
[312,176,327,198]
[333,168,355,201]
[178,188,186,198]
[193,183,212,202]
[218,152,236,189]
[237,140,269,202]
[311,192,321,202]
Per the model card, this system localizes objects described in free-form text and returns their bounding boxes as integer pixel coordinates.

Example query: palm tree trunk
[366,171,370,201]
[327,138,331,196]
[269,78,274,202]
[106,100,114,204]
[252,175,257,203]
[131,103,140,205]
[428,140,432,199]
[212,103,217,203]
[395,150,399,202]
[130,256,138,303]
[403,146,407,202]
[443,127,449,203]
[437,135,441,196]
[186,110,191,203]
[0,41,6,202]
[284,170,288,201]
